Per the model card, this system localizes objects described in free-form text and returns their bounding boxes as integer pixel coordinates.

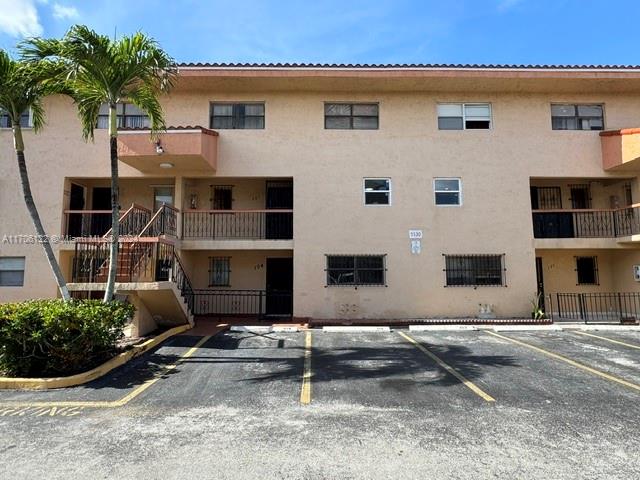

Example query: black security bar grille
[443,254,506,287]
[531,186,562,210]
[325,254,386,286]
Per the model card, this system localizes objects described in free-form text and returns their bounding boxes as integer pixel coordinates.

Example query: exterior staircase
[93,241,154,283]
[70,203,196,325]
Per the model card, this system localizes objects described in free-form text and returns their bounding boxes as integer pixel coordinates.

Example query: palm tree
[21,26,177,302]
[0,50,71,301]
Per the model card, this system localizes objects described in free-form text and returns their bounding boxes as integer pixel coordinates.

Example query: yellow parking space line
[0,401,113,409]
[0,335,213,410]
[300,331,312,405]
[572,331,640,351]
[398,331,496,403]
[485,331,640,393]
[111,334,212,407]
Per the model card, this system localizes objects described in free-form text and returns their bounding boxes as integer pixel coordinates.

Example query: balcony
[601,128,640,171]
[63,204,152,238]
[182,210,293,240]
[532,205,640,240]
[117,126,218,173]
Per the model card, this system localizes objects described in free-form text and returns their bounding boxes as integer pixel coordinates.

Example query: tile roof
[118,126,218,135]
[177,62,640,70]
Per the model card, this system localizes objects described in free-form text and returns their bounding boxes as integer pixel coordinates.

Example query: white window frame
[437,103,492,130]
[363,178,392,206]
[0,256,26,287]
[434,177,462,207]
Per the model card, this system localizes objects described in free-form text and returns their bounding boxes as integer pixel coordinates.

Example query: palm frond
[19,25,177,142]
[126,85,166,135]
[0,49,49,132]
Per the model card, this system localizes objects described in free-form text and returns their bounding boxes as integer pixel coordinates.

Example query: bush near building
[0,299,134,377]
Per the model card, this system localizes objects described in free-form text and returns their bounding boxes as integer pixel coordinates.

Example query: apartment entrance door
[265,181,293,239]
[91,187,111,236]
[535,257,545,311]
[67,183,85,237]
[265,258,293,316]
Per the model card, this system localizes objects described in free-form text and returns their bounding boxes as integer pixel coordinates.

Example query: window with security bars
[551,104,604,131]
[324,103,379,130]
[530,186,562,210]
[569,184,591,209]
[326,255,386,286]
[209,257,231,286]
[211,185,233,210]
[0,108,31,128]
[444,254,505,287]
[210,103,265,129]
[625,183,633,206]
[576,256,598,285]
[97,103,150,129]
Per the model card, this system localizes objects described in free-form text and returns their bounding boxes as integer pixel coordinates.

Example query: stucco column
[174,176,184,238]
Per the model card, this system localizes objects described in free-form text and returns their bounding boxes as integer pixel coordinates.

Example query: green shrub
[0,299,135,377]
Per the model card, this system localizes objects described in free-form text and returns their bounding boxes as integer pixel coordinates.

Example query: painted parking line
[485,331,640,393]
[0,335,213,413]
[0,406,86,417]
[398,331,496,403]
[572,331,640,351]
[300,331,312,405]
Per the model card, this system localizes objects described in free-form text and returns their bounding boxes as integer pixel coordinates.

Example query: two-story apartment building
[2,63,640,333]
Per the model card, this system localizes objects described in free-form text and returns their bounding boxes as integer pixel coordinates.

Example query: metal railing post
[578,293,586,323]
[617,292,624,322]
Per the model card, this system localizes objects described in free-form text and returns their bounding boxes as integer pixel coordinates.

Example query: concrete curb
[229,326,273,333]
[488,325,564,332]
[564,324,640,331]
[409,325,478,331]
[272,325,302,332]
[323,326,391,333]
[0,323,192,391]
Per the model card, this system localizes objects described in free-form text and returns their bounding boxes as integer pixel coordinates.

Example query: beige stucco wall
[537,249,640,294]
[2,81,640,318]
[612,250,640,291]
[181,177,290,211]
[179,249,292,290]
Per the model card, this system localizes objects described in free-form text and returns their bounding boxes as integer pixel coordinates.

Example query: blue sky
[0,0,639,65]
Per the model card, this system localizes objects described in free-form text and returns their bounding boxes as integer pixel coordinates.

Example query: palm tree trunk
[13,124,71,301]
[103,104,119,302]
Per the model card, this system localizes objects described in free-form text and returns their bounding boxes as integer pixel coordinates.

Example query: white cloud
[52,3,79,20]
[0,0,43,37]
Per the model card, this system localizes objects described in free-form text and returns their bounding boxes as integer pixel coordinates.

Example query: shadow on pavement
[179,332,520,390]
[79,332,520,393]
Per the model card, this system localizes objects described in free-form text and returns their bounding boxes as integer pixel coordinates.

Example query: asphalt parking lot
[2,326,640,479]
